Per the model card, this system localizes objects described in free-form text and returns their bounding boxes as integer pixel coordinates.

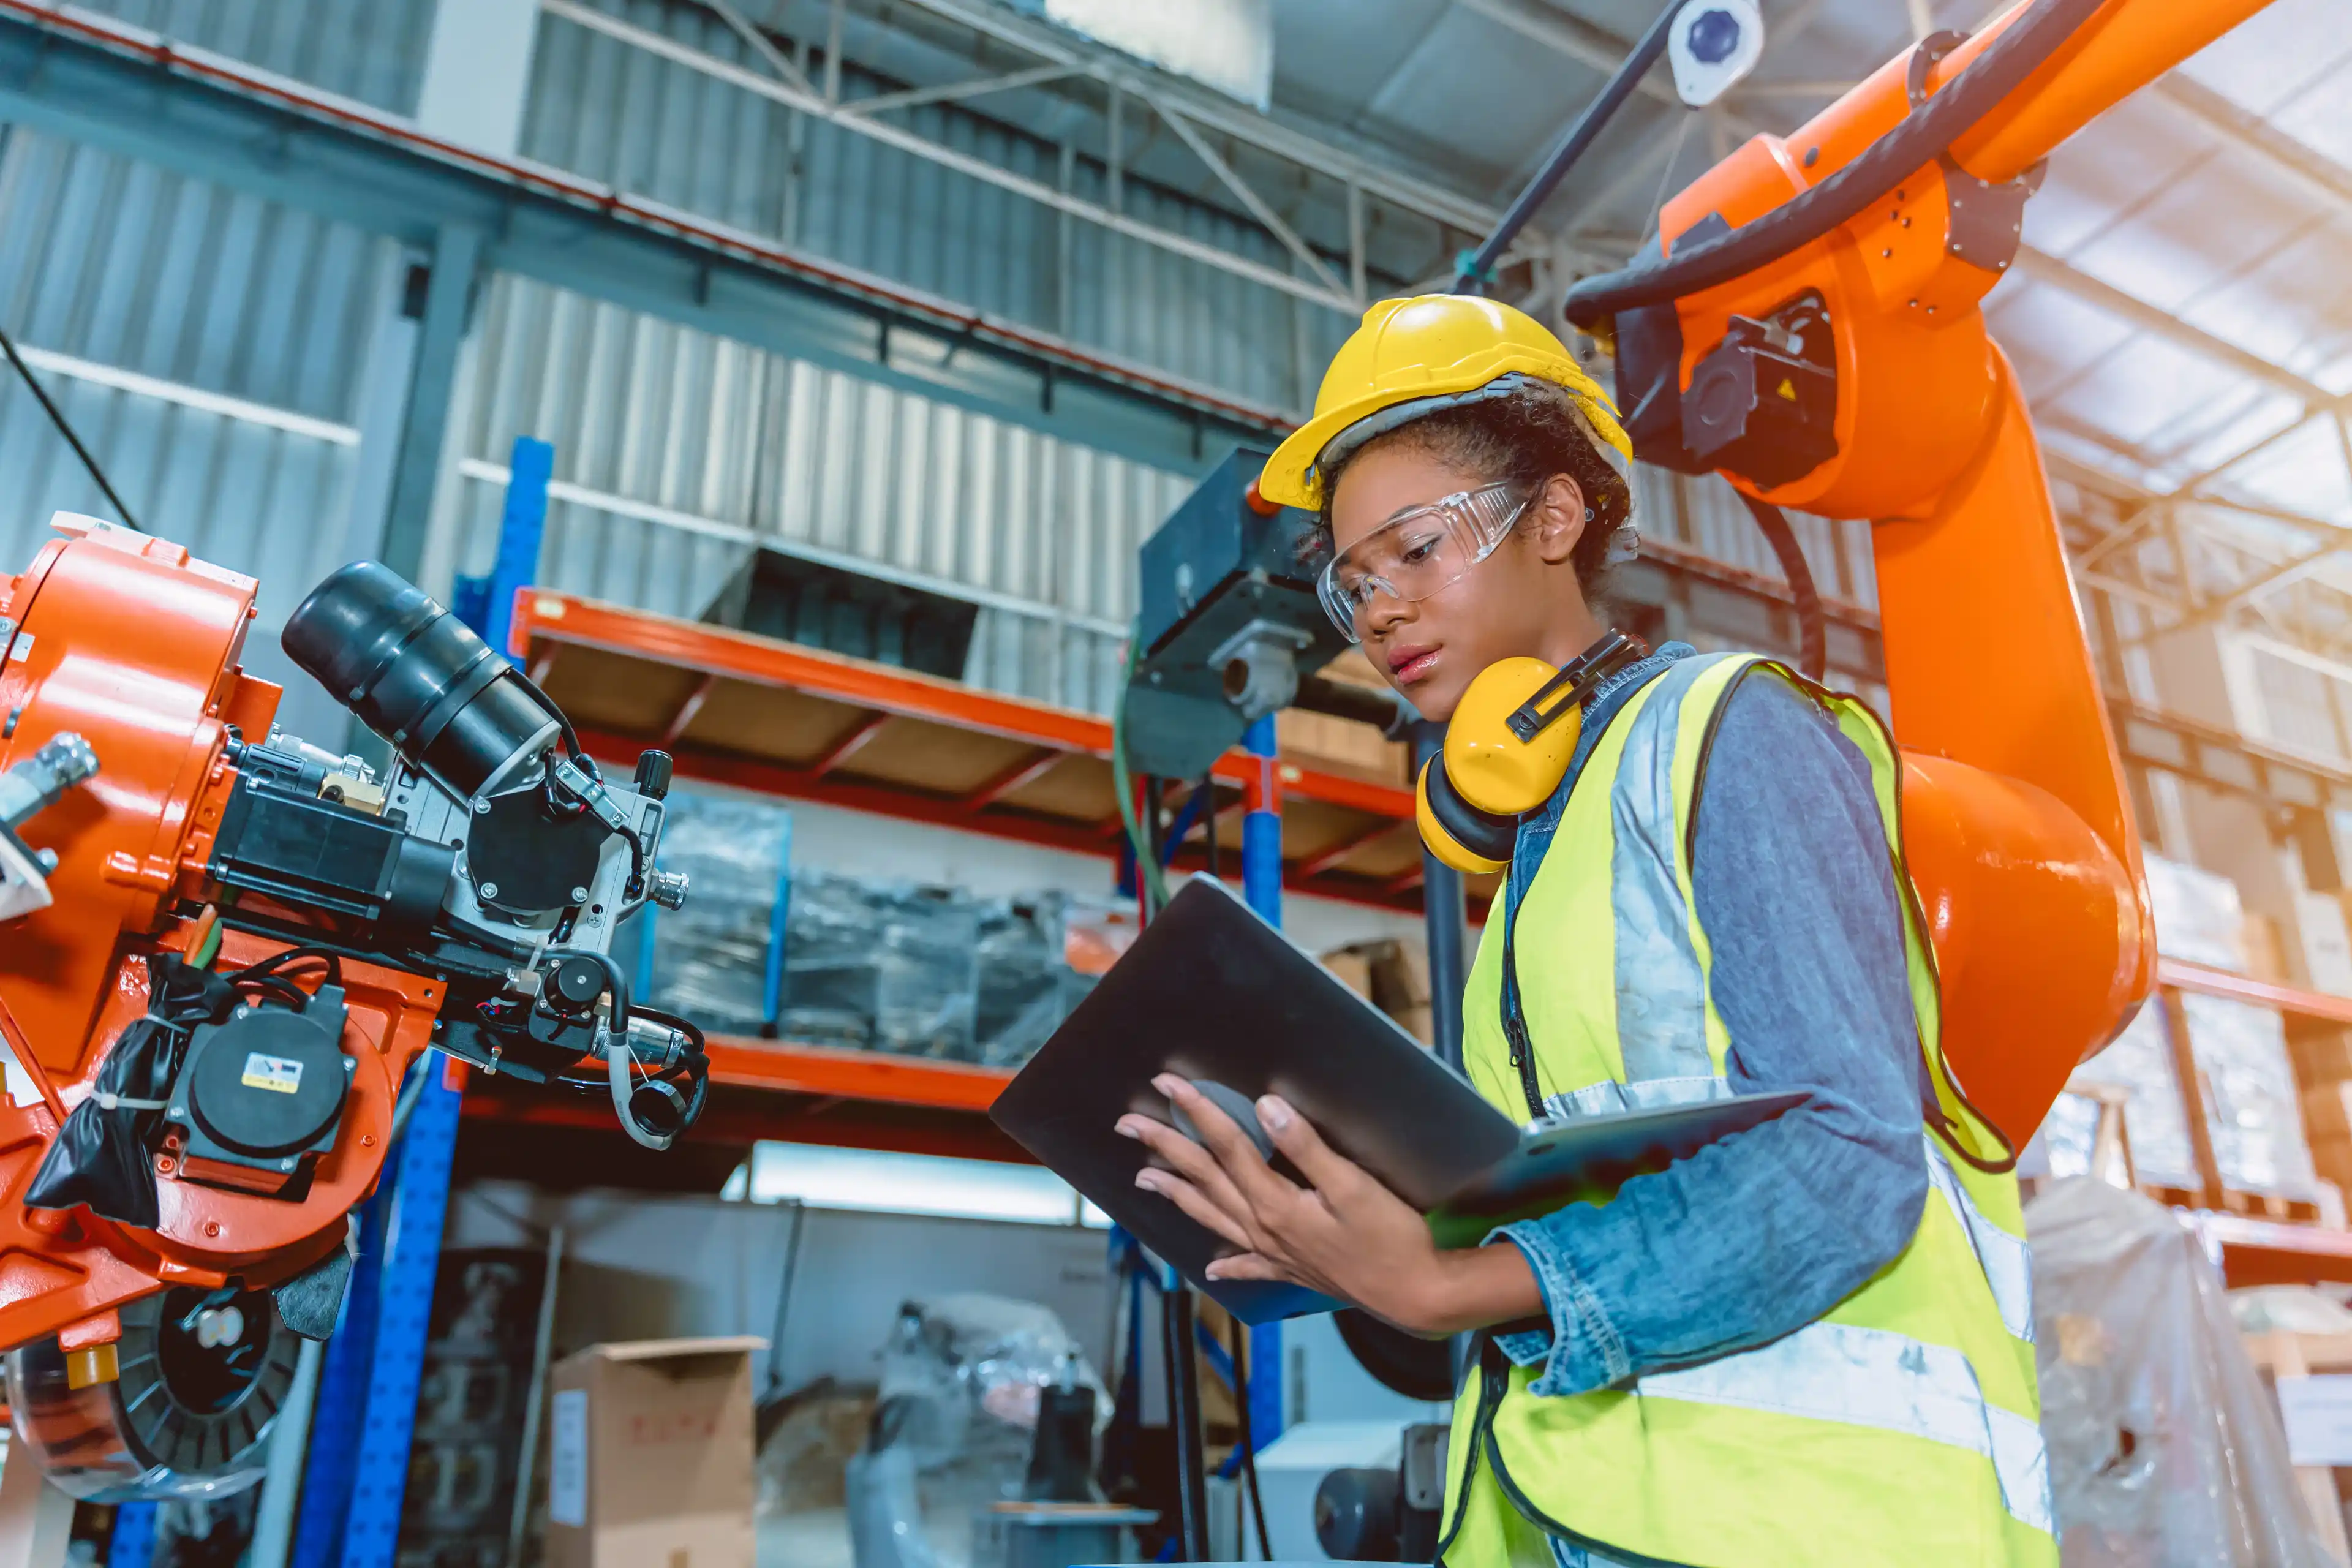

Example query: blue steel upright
[290,445,554,1567]
[287,1185,393,1568]
[483,436,554,659]
[1239,714,1284,1452]
[333,1070,464,1567]
[107,1501,157,1567]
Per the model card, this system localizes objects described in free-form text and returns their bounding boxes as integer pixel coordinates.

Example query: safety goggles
[1317,483,1528,642]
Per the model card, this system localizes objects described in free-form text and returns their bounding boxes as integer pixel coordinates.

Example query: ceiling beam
[2154,73,2352,219]
[824,0,1504,235]
[547,1,1360,311]
[2009,247,2331,404]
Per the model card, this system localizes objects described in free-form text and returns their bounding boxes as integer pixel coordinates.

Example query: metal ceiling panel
[1985,285,2139,392]
[2225,415,2352,519]
[72,0,434,113]
[2174,0,2346,118]
[526,0,1348,411]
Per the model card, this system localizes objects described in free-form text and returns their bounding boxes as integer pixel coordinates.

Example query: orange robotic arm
[0,518,705,1499]
[1564,0,2274,1142]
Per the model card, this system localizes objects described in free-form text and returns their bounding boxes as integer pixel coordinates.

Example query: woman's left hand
[1117,1075,1488,1336]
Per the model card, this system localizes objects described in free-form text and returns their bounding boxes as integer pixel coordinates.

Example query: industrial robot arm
[0,516,706,1500]
[1559,0,2275,1143]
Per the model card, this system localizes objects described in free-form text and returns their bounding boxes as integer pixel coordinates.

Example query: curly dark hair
[1310,379,1635,608]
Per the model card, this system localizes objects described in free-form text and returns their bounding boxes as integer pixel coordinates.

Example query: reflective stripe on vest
[1640,1320,2056,1538]
[1926,1134,2037,1344]
[1446,651,2052,1568]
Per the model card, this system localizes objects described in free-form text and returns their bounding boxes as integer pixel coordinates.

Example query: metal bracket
[1207,616,1313,723]
[1943,157,2046,276]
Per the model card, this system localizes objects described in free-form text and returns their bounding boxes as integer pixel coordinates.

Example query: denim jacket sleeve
[1488,671,1931,1395]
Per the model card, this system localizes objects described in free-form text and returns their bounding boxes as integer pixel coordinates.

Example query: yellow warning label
[242,1052,304,1095]
[1777,378,1798,401]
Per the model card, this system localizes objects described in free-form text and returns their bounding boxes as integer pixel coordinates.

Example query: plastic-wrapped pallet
[974,899,1057,1063]
[645,787,792,1038]
[786,875,980,1060]
[783,873,886,1050]
[2063,998,2202,1189]
[970,892,1133,1069]
[2184,991,2320,1199]
[2143,852,2250,970]
[2028,1177,2335,1566]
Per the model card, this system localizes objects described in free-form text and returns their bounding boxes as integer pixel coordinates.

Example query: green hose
[1111,627,1170,914]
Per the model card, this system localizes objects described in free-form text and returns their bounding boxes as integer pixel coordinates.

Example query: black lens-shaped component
[284,563,560,799]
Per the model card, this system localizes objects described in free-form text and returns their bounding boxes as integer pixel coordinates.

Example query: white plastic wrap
[2028,1177,2334,1566]
[2143,853,2250,971]
[2064,998,2201,1189]
[786,876,981,1058]
[644,786,792,1035]
[847,1295,1109,1568]
[2184,992,2320,1200]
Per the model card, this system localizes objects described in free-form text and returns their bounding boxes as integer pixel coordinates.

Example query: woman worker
[1114,295,2046,1568]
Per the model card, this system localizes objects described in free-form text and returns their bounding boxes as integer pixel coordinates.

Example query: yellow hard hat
[1259,294,1632,511]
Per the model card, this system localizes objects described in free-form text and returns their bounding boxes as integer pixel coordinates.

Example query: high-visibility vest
[1437,652,2054,1568]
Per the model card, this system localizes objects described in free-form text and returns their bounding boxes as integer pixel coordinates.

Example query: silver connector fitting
[646,869,690,911]
[0,732,99,832]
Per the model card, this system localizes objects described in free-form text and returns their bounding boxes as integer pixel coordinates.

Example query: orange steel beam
[701,1039,1009,1110]
[660,671,720,747]
[462,1041,1030,1163]
[963,750,1065,811]
[519,593,1415,820]
[2156,957,2352,1027]
[809,711,892,776]
[1297,821,1401,880]
[2192,1212,2352,1289]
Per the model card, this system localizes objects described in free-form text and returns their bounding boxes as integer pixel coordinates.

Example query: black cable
[511,664,585,762]
[630,1001,710,1131]
[0,322,140,532]
[1561,0,2107,326]
[1739,496,1826,682]
[1457,0,1681,292]
[1201,775,1219,881]
[1140,774,1166,921]
[437,913,540,964]
[1227,1319,1272,1562]
[229,946,345,987]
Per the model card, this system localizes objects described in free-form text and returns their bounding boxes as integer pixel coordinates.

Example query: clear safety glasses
[1317,483,1528,642]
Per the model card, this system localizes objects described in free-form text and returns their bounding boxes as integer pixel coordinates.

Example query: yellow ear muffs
[1416,756,1513,875]
[1411,632,1641,873]
[1444,656,1585,818]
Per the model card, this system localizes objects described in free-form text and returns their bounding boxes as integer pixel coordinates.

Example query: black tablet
[1424,1089,1809,1248]
[990,876,1521,1323]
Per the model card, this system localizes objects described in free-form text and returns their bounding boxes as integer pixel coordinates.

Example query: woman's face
[1327,442,1593,723]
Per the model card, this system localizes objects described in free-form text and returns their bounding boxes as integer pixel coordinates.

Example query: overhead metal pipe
[1456,0,1682,292]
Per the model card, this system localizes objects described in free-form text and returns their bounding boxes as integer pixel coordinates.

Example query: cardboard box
[2300,893,2352,995]
[2246,913,2290,985]
[1321,949,1374,1001]
[547,1336,763,1568]
[2308,1083,2352,1147]
[1278,649,1409,787]
[2290,1024,2352,1088]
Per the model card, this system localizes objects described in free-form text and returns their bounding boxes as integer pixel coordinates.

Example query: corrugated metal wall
[0,0,1880,727]
[0,125,395,631]
[424,274,1185,715]
[1635,462,1879,611]
[522,0,1350,415]
[73,0,434,113]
